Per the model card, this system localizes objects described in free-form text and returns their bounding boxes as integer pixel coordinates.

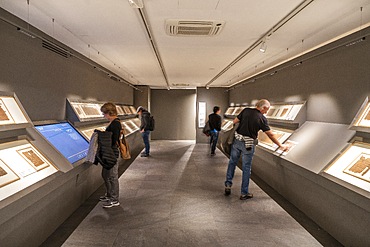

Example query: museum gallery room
[0,0,369,246]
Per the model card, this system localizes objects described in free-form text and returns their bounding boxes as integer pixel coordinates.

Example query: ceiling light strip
[226,28,370,92]
[205,0,314,87]
[138,8,171,89]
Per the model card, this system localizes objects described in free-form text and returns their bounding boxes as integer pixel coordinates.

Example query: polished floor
[44,141,341,247]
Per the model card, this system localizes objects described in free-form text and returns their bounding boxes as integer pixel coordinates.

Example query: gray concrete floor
[45,140,341,247]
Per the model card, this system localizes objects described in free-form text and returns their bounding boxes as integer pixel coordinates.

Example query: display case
[224,105,247,118]
[350,97,370,133]
[0,92,32,131]
[323,98,370,193]
[265,101,306,130]
[66,99,137,125]
[324,141,370,192]
[221,119,233,132]
[0,139,58,201]
[257,127,293,152]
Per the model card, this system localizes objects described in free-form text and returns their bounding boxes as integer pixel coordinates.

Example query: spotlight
[259,41,267,53]
[206,86,210,90]
[128,0,143,8]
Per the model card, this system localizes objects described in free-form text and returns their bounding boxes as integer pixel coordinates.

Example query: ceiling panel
[1,0,370,89]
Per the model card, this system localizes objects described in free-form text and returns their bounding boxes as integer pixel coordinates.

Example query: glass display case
[221,119,233,132]
[350,97,370,132]
[257,127,293,151]
[0,94,30,129]
[325,141,370,192]
[0,139,58,201]
[67,99,137,123]
[224,106,247,117]
[265,103,304,121]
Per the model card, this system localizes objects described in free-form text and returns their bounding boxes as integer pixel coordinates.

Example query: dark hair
[213,106,220,113]
[101,102,118,116]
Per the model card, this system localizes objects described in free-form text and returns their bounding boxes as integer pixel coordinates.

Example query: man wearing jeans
[224,99,289,200]
[137,106,151,157]
[208,106,222,156]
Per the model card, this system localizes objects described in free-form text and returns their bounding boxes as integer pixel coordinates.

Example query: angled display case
[323,97,370,193]
[0,139,58,201]
[265,101,306,129]
[350,96,370,133]
[0,92,62,202]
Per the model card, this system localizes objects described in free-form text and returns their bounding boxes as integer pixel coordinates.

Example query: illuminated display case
[257,127,293,151]
[350,97,370,133]
[221,119,233,132]
[266,103,304,121]
[0,92,31,131]
[66,99,137,124]
[224,106,247,117]
[79,124,107,140]
[0,140,58,201]
[325,142,370,192]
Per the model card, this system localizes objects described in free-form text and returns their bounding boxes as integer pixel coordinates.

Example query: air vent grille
[42,41,70,58]
[166,19,225,36]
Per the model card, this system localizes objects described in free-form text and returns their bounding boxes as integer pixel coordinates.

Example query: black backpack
[149,115,155,131]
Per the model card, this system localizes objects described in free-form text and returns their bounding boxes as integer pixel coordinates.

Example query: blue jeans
[142,130,150,154]
[209,130,219,154]
[225,139,255,195]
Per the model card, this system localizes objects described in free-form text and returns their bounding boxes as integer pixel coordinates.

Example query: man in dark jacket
[137,106,151,157]
[208,106,222,156]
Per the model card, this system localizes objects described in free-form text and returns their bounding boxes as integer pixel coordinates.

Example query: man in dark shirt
[224,99,289,200]
[208,106,222,156]
[137,106,151,157]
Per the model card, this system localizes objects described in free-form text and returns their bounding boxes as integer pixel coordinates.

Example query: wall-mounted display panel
[0,140,58,201]
[325,142,370,192]
[0,96,28,125]
[257,128,293,151]
[198,102,206,128]
[35,122,89,164]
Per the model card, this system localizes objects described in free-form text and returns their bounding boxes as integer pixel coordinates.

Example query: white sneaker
[102,200,120,208]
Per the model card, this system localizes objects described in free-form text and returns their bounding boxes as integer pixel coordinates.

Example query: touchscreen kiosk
[35,122,89,164]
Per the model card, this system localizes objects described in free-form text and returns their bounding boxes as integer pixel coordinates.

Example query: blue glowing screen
[35,122,89,164]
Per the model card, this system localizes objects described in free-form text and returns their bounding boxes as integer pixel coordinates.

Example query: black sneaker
[240,193,253,200]
[99,195,110,202]
[224,186,231,196]
[102,200,120,208]
[141,153,149,157]
[210,153,215,156]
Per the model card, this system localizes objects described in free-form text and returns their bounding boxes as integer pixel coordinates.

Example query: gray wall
[0,9,134,122]
[151,89,196,140]
[134,85,151,111]
[229,27,370,124]
[196,87,229,143]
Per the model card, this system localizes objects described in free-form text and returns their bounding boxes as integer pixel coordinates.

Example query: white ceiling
[1,0,370,89]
